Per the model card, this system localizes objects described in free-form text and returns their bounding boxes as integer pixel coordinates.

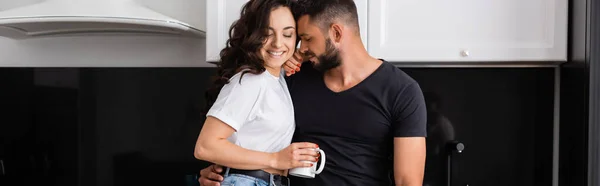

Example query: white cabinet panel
[356,0,368,50]
[367,0,567,62]
[206,0,248,62]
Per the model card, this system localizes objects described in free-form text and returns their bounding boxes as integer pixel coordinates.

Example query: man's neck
[324,42,382,92]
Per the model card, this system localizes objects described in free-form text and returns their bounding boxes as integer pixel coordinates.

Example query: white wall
[0,34,210,67]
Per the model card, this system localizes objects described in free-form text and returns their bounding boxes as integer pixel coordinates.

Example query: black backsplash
[0,67,555,186]
[402,68,555,186]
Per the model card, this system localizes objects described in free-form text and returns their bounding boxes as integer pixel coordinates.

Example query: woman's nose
[271,36,283,48]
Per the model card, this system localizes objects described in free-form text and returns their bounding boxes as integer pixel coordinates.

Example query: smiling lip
[268,51,286,58]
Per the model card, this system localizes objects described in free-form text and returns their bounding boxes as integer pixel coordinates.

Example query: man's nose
[299,42,308,54]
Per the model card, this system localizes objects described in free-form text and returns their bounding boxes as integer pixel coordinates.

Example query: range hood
[0,0,206,39]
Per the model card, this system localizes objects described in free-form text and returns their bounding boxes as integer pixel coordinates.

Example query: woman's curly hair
[203,0,295,114]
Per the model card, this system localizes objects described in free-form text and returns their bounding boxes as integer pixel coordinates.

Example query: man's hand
[283,50,304,76]
[198,164,224,186]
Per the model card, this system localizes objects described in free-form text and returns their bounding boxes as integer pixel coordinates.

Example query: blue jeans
[222,168,288,186]
[221,174,269,186]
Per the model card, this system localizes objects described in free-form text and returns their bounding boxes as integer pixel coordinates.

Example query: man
[199,0,427,185]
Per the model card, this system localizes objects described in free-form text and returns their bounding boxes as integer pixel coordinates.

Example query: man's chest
[290,85,394,143]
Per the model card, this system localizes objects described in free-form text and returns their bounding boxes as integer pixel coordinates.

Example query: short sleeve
[206,73,263,131]
[392,82,427,137]
[284,74,294,89]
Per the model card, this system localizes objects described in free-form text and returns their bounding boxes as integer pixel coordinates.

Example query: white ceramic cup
[288,148,326,178]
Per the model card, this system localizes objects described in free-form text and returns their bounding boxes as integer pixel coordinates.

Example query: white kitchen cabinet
[206,0,369,62]
[355,0,369,51]
[206,0,248,62]
[367,0,568,62]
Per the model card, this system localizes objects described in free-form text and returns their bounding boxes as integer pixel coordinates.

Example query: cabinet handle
[1,159,5,176]
[460,50,470,57]
[446,141,466,186]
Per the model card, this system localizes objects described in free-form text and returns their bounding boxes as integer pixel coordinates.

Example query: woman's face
[259,6,297,71]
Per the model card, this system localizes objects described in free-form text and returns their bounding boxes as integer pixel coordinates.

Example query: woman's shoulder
[224,70,269,92]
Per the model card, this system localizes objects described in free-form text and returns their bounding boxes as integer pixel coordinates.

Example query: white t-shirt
[206,69,295,153]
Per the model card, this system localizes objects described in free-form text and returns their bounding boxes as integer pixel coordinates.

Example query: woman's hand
[283,50,304,76]
[269,142,320,170]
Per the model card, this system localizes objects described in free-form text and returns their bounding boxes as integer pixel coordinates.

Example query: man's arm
[393,137,426,186]
[199,165,224,186]
[391,82,428,186]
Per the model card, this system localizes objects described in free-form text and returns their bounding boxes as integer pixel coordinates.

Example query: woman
[194,0,318,186]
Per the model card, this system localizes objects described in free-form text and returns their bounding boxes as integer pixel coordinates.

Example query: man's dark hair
[292,0,360,35]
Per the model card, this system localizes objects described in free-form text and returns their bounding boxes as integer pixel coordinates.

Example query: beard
[306,38,341,72]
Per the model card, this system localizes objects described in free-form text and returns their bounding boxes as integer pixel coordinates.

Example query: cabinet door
[367,0,567,62]
[206,0,248,62]
[355,0,369,50]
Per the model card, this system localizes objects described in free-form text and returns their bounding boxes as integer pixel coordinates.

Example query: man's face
[297,15,341,72]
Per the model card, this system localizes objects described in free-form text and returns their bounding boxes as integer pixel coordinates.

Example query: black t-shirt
[285,60,427,186]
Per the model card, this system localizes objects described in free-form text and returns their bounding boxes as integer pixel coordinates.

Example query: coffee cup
[289,148,326,178]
